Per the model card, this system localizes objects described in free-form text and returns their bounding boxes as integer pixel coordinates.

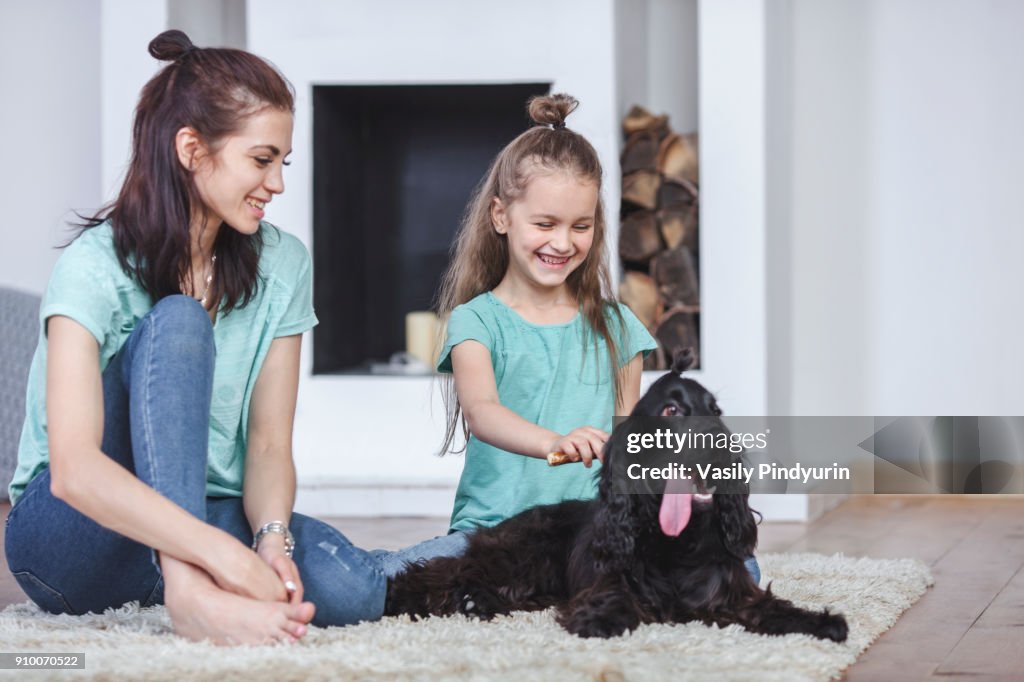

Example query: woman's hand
[255,534,305,604]
[549,427,610,467]
[204,532,290,603]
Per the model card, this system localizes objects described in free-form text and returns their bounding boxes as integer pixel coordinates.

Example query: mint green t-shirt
[438,291,657,532]
[9,221,318,504]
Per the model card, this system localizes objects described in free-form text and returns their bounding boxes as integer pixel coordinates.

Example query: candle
[405,311,441,368]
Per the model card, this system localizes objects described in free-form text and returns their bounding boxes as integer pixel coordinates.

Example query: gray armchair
[1,286,41,502]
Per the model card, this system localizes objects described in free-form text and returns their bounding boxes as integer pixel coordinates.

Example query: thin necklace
[199,254,217,308]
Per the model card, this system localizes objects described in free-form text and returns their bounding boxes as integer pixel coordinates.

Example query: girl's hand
[549,427,609,467]
[206,535,289,603]
[256,534,306,605]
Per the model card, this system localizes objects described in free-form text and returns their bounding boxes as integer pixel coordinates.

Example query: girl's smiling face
[189,108,293,235]
[492,170,598,293]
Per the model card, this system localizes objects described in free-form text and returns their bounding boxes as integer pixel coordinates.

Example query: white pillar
[698,0,768,416]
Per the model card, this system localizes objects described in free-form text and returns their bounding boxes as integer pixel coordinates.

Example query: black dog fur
[385,349,848,641]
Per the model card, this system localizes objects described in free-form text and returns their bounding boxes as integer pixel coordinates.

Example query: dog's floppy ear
[717,492,758,560]
[592,428,640,573]
[672,347,696,374]
[591,492,636,573]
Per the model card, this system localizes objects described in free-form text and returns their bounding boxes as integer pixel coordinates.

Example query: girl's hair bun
[527,93,579,129]
[148,29,196,62]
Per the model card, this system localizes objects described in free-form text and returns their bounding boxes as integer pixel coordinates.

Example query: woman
[5,30,384,645]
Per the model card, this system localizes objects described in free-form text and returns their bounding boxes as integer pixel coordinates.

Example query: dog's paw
[816,610,849,643]
[559,608,634,639]
[569,619,631,639]
[457,590,497,620]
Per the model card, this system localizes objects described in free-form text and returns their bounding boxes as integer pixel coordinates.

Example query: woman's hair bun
[527,93,579,128]
[148,29,196,62]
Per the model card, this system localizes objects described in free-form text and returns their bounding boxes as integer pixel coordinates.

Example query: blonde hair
[436,93,626,455]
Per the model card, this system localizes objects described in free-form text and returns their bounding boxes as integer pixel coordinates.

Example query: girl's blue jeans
[4,296,385,626]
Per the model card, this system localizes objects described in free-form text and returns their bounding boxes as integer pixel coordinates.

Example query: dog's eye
[661,405,679,416]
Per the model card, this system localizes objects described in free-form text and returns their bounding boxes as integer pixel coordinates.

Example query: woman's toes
[274,631,297,645]
[286,600,316,624]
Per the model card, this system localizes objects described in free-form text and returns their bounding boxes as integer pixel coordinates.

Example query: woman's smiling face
[492,170,598,293]
[190,108,293,234]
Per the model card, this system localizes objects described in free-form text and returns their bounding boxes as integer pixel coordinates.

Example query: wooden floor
[2,496,1022,680]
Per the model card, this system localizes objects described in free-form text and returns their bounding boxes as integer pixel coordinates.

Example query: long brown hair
[78,30,295,312]
[436,93,626,454]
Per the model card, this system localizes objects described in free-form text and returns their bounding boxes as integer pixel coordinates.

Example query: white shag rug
[0,552,932,682]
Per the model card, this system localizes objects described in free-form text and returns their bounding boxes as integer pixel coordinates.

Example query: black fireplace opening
[312,83,551,374]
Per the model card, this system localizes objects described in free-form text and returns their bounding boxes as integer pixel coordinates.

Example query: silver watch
[252,521,295,558]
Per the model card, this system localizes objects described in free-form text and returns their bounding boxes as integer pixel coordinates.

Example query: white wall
[100,0,167,202]
[0,0,167,296]
[0,1,102,295]
[765,0,796,418]
[777,0,872,416]
[775,0,1024,417]
[614,0,650,128]
[762,0,1024,517]
[167,0,246,50]
[864,0,1024,415]
[646,0,699,134]
[614,0,699,134]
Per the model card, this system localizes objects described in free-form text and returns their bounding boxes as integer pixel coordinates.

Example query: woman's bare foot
[162,555,316,645]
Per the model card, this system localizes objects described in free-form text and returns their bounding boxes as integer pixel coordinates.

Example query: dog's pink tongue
[659,478,693,537]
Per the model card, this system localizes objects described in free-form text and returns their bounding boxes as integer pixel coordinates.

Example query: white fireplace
[245,0,609,515]
[239,0,801,518]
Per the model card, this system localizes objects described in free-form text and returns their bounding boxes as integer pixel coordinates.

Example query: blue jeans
[372,531,471,578]
[4,296,385,626]
[745,556,761,585]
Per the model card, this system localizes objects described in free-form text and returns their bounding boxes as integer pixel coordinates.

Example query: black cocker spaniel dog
[385,349,848,642]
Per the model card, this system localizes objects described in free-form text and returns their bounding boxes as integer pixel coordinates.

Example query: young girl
[375,94,657,575]
[4,31,384,645]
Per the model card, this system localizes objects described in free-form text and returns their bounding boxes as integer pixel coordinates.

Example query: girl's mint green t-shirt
[438,291,658,532]
[9,221,317,504]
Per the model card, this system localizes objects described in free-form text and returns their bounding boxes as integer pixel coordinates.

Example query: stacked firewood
[618,106,701,370]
